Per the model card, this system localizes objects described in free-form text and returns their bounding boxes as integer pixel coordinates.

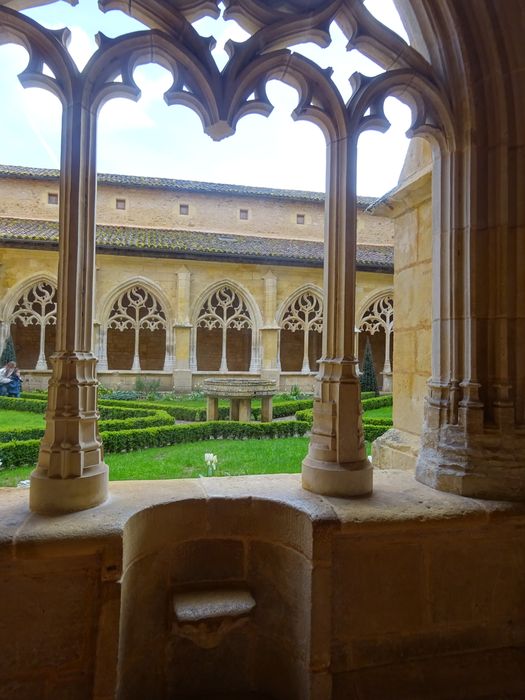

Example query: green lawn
[0,437,375,487]
[363,406,393,419]
[0,437,310,486]
[0,400,387,486]
[0,409,44,429]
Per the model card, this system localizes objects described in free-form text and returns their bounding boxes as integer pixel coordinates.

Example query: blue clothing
[7,375,21,398]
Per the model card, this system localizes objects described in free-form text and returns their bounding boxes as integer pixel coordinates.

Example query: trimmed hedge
[252,398,313,420]
[361,394,393,410]
[0,396,46,413]
[102,419,309,453]
[98,398,208,422]
[0,420,309,469]
[295,403,393,443]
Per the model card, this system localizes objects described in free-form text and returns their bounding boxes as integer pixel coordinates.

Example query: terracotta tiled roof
[0,163,376,207]
[0,217,393,271]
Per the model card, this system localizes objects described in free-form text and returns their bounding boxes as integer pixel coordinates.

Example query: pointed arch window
[9,281,57,370]
[280,291,323,373]
[359,295,394,390]
[106,286,167,371]
[196,286,253,372]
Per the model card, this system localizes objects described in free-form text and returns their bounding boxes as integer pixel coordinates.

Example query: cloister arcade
[1,1,525,698]
[3,275,394,390]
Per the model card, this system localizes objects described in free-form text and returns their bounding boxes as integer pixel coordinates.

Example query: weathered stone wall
[0,247,392,390]
[0,175,394,245]
[1,473,524,699]
[372,166,432,468]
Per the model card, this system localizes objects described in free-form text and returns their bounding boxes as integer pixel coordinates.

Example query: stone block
[427,536,525,626]
[247,541,310,655]
[168,538,246,585]
[332,539,426,646]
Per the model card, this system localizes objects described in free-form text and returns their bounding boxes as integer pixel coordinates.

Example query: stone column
[260,271,281,384]
[96,322,109,371]
[239,399,252,422]
[230,398,240,421]
[302,133,371,496]
[207,396,219,421]
[381,325,393,393]
[173,267,192,390]
[30,82,108,513]
[34,320,48,371]
[261,396,273,422]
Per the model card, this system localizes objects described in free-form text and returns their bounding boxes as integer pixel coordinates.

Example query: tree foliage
[0,335,16,366]
[360,337,379,395]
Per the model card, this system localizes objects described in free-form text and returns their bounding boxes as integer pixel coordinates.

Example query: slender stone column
[230,398,240,421]
[97,323,109,371]
[30,88,108,513]
[260,271,280,382]
[302,134,371,496]
[381,326,393,392]
[207,396,219,421]
[239,399,252,422]
[261,396,273,423]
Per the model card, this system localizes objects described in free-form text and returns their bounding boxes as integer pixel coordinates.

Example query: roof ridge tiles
[0,163,376,205]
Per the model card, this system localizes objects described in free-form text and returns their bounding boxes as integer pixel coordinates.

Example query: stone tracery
[106,286,167,371]
[359,293,394,392]
[9,281,57,371]
[2,0,499,511]
[196,285,253,372]
[280,290,323,374]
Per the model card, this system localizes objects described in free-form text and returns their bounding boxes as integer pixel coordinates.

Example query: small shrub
[134,377,161,400]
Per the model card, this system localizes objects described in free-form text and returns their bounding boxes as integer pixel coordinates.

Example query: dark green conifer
[360,336,379,395]
[0,335,16,366]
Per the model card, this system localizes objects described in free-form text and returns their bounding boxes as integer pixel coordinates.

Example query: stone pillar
[0,321,8,359]
[30,78,108,513]
[302,133,371,496]
[415,142,525,500]
[381,325,393,392]
[207,396,219,421]
[261,396,273,422]
[96,322,109,371]
[34,321,48,371]
[172,267,192,390]
[239,398,252,422]
[230,398,240,421]
[260,271,281,383]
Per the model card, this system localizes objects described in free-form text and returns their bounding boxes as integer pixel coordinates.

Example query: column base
[302,456,373,497]
[29,463,109,515]
[416,424,525,501]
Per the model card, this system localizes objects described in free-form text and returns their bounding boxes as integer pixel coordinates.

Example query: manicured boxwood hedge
[361,394,393,410]
[295,395,393,443]
[0,420,309,470]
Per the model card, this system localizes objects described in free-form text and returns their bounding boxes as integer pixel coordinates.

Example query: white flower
[204,452,218,475]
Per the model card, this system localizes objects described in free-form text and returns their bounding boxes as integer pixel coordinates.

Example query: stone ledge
[1,471,524,550]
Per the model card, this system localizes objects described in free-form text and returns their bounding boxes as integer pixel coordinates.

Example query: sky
[0,0,411,196]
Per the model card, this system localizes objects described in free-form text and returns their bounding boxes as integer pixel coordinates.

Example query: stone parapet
[1,472,524,699]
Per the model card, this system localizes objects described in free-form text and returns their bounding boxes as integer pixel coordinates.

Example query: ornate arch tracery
[106,286,167,371]
[359,294,394,391]
[280,290,323,374]
[0,0,462,509]
[195,285,254,373]
[9,281,57,371]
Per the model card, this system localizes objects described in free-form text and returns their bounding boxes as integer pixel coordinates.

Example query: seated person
[0,361,22,397]
[7,368,22,398]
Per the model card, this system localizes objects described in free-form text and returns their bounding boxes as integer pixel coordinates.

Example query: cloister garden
[0,385,392,486]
